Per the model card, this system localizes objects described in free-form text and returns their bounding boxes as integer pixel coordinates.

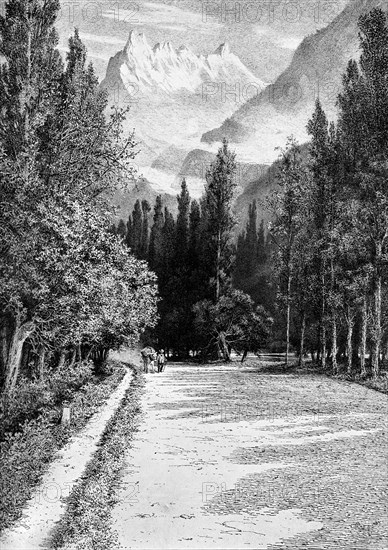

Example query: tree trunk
[321,271,327,369]
[372,266,382,377]
[332,315,338,375]
[216,229,221,302]
[69,348,76,368]
[360,297,368,377]
[58,350,66,370]
[285,272,291,367]
[346,309,354,376]
[38,347,46,381]
[321,322,327,369]
[3,316,34,396]
[329,231,338,375]
[299,312,306,367]
[219,332,230,361]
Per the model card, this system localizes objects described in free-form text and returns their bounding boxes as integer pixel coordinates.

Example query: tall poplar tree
[307,100,333,368]
[268,137,306,366]
[148,195,164,271]
[0,0,63,393]
[203,139,237,301]
[175,179,191,265]
[140,200,151,260]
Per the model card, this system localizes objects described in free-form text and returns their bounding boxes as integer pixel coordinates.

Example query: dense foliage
[0,0,158,397]
[234,200,275,312]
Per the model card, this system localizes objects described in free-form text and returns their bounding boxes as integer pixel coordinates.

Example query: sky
[56,0,350,84]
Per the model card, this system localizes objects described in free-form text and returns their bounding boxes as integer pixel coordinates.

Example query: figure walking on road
[149,349,156,373]
[141,347,156,374]
[157,350,166,373]
[141,348,150,373]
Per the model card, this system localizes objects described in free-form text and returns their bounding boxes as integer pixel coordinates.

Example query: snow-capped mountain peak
[214,42,230,58]
[102,31,265,96]
[125,31,151,55]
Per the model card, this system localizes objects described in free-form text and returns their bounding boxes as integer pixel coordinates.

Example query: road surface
[111,360,388,549]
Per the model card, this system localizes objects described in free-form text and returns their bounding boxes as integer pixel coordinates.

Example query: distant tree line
[114,142,273,360]
[233,200,276,312]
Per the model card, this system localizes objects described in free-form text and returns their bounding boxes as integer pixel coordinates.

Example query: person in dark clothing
[157,350,166,373]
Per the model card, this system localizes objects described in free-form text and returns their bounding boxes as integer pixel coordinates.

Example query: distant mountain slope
[175,148,270,197]
[233,143,313,232]
[201,0,386,160]
[151,146,189,175]
[112,177,177,224]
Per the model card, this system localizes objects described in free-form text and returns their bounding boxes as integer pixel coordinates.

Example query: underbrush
[309,362,388,395]
[0,361,94,439]
[243,358,388,395]
[351,372,388,394]
[50,367,144,550]
[0,360,126,533]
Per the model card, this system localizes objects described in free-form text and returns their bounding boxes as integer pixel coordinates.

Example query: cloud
[275,35,304,50]
[102,1,221,31]
[157,24,188,32]
[79,32,127,47]
[57,44,113,62]
[255,27,303,51]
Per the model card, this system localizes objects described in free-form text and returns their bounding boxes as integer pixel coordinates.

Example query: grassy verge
[241,358,388,395]
[352,372,388,393]
[50,365,145,550]
[0,361,126,533]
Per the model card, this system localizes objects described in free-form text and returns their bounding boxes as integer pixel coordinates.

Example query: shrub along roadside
[0,361,126,533]
[0,361,95,440]
[50,365,144,550]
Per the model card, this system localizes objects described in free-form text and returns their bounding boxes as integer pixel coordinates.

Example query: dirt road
[111,361,388,549]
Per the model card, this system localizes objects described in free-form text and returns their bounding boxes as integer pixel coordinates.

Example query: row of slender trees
[269,8,388,376]
[0,0,157,396]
